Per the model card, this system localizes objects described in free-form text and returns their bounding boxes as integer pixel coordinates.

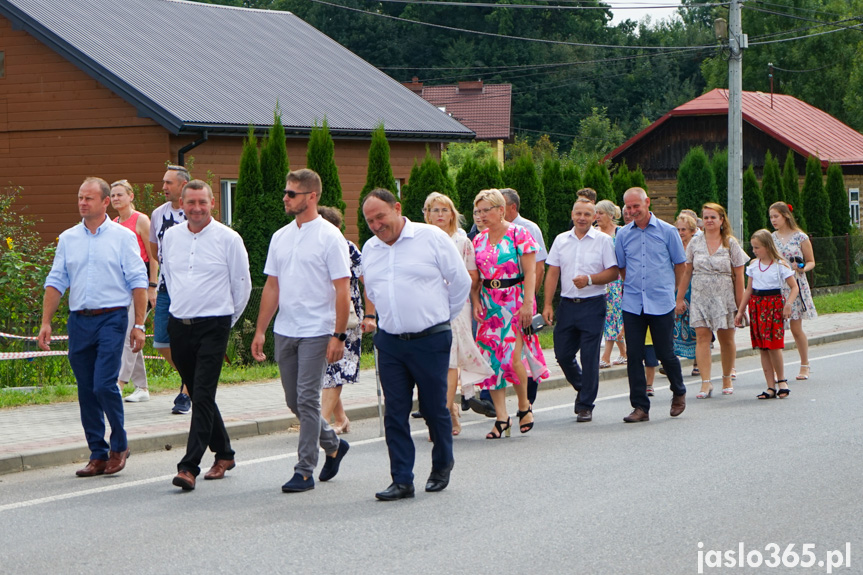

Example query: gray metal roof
[0,0,475,140]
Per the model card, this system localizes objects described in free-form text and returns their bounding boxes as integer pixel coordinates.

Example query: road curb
[2,326,860,476]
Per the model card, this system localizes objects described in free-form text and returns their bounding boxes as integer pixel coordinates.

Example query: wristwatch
[332,332,347,341]
[133,324,146,331]
[148,282,158,288]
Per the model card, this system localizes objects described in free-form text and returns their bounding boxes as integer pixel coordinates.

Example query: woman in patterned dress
[672,213,697,365]
[595,200,627,368]
[675,203,748,398]
[318,206,362,434]
[471,189,549,439]
[423,192,494,436]
[769,201,817,380]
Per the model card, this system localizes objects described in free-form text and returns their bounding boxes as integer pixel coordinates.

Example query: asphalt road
[1,339,860,575]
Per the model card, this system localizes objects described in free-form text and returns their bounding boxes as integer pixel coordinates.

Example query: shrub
[826,163,850,236]
[456,156,503,229]
[542,157,573,241]
[357,124,398,247]
[711,148,728,210]
[677,146,717,214]
[782,150,804,229]
[233,127,268,286]
[742,164,766,242]
[760,151,783,208]
[802,155,839,285]
[307,117,347,218]
[401,148,456,223]
[503,153,548,243]
[611,162,631,206]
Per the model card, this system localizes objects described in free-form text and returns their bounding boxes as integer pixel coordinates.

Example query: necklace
[758,259,773,272]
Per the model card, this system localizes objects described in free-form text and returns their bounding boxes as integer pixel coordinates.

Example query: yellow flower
[5,237,12,250]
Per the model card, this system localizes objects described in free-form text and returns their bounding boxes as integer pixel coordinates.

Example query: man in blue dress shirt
[39,177,148,476]
[614,188,687,423]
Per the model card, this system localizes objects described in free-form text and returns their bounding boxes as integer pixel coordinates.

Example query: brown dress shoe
[104,449,130,475]
[173,470,196,491]
[670,393,686,417]
[204,459,236,480]
[76,459,107,477]
[575,410,592,423]
[623,408,649,423]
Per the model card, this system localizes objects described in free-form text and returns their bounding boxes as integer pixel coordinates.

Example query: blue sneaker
[282,472,314,493]
[319,439,349,482]
[172,392,191,415]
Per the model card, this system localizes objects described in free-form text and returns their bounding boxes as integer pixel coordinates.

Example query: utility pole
[727,0,747,241]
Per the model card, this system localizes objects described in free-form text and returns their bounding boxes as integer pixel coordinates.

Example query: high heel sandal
[721,375,734,395]
[757,388,777,400]
[486,417,512,439]
[796,365,810,380]
[776,379,790,398]
[696,382,713,399]
[516,406,534,434]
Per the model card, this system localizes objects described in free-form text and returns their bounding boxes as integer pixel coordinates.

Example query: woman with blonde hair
[595,199,627,367]
[423,192,493,435]
[769,201,817,380]
[471,189,549,439]
[675,202,747,398]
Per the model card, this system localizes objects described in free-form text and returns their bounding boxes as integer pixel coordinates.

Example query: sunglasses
[284,189,313,199]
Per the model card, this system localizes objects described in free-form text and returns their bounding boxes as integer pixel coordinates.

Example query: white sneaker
[124,388,150,403]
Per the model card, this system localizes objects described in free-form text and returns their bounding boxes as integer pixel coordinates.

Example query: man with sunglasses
[251,169,352,493]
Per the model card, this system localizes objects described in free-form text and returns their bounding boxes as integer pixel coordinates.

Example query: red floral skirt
[749,294,785,350]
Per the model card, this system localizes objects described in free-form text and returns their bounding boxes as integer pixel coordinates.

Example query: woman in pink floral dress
[471,189,549,439]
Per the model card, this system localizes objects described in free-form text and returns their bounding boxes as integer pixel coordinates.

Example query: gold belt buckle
[490,279,501,289]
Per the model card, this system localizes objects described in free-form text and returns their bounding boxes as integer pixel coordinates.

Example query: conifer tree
[357,124,398,247]
[782,150,805,229]
[563,164,582,198]
[629,165,648,194]
[677,146,717,214]
[742,164,766,242]
[456,156,502,228]
[760,151,783,209]
[542,157,572,241]
[611,162,631,206]
[307,118,346,218]
[581,161,613,202]
[233,127,268,286]
[503,153,548,242]
[711,148,728,210]
[802,155,838,285]
[825,163,849,236]
[401,148,455,223]
[259,107,290,237]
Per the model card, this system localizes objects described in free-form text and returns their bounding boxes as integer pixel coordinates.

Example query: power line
[354,0,726,9]
[306,0,719,50]
[749,20,863,45]
[771,63,835,73]
[747,0,842,19]
[744,6,863,34]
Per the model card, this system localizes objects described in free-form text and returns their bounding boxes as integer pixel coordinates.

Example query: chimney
[457,79,484,93]
[403,76,423,93]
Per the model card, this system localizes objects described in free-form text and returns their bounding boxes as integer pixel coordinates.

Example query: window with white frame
[220,179,237,226]
[849,188,860,227]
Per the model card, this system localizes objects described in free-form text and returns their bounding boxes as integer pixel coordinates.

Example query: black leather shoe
[411,410,423,419]
[461,396,471,412]
[425,463,453,493]
[468,397,496,418]
[575,409,592,423]
[375,482,415,501]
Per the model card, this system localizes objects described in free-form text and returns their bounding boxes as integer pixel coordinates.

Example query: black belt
[482,276,524,289]
[752,289,781,297]
[170,315,227,325]
[561,294,605,304]
[75,306,125,316]
[385,322,451,341]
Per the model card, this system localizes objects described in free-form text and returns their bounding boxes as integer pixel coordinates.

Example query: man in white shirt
[161,180,251,491]
[251,169,351,494]
[542,198,618,422]
[361,188,471,501]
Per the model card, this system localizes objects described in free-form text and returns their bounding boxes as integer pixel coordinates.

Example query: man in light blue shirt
[39,177,148,477]
[614,187,687,423]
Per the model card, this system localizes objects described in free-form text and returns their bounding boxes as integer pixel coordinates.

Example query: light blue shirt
[45,215,149,311]
[615,213,686,315]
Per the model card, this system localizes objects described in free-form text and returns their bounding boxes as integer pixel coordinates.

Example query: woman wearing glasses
[422,193,494,436]
[110,179,156,403]
[471,189,549,439]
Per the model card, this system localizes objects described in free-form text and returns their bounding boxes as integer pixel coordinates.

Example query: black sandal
[776,380,790,398]
[757,388,777,400]
[486,417,511,439]
[516,406,534,434]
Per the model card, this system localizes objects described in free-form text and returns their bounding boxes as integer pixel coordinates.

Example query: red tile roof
[408,81,512,141]
[607,88,863,167]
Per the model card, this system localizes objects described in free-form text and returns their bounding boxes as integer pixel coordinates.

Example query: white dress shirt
[362,218,471,334]
[263,216,351,338]
[162,219,251,326]
[512,214,548,262]
[546,226,617,298]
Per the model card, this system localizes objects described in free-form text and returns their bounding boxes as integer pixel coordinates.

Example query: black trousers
[553,296,606,412]
[169,315,234,476]
[622,310,686,413]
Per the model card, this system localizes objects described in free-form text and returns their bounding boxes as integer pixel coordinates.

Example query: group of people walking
[37,168,818,500]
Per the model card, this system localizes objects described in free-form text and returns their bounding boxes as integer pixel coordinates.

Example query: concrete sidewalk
[1,312,861,475]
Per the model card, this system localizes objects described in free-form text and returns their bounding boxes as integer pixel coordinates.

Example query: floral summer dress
[687,234,748,330]
[603,227,624,342]
[772,231,818,320]
[473,224,549,390]
[323,240,362,388]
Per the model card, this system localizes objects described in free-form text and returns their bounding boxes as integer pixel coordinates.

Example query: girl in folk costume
[735,230,799,400]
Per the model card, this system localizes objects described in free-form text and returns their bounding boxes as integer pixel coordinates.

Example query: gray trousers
[118,305,147,389]
[275,334,339,478]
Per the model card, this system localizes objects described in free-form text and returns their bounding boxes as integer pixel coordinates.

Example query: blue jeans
[153,288,171,349]
[623,310,686,413]
[375,329,453,485]
[554,296,606,412]
[67,310,128,460]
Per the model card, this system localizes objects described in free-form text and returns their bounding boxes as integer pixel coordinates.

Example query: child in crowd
[735,230,799,399]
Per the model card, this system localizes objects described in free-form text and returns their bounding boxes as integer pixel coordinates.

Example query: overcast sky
[604,0,682,26]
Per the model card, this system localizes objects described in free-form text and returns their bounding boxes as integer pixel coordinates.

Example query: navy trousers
[67,309,128,460]
[554,296,606,412]
[375,329,453,485]
[622,310,686,412]
[169,315,235,476]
